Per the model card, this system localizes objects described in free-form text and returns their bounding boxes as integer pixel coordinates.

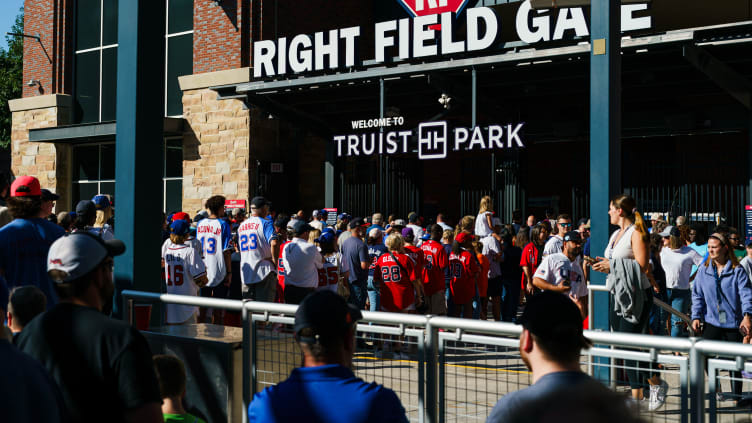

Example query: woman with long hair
[591,194,668,410]
[691,233,752,406]
[520,224,548,297]
[91,194,115,240]
[658,225,704,338]
[474,196,494,239]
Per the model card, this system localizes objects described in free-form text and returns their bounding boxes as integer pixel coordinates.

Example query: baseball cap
[421,232,431,241]
[518,291,591,349]
[250,196,269,208]
[291,219,314,235]
[294,290,362,344]
[745,239,752,248]
[322,227,335,235]
[348,217,367,229]
[10,176,41,197]
[393,219,406,227]
[319,209,328,218]
[172,211,190,222]
[401,227,414,239]
[92,195,111,210]
[338,213,351,221]
[170,219,191,236]
[455,232,473,244]
[658,225,679,238]
[47,232,126,283]
[311,210,320,218]
[193,210,208,222]
[492,217,503,227]
[563,231,583,243]
[368,228,382,239]
[41,189,60,202]
[316,231,335,244]
[583,219,591,229]
[75,200,96,217]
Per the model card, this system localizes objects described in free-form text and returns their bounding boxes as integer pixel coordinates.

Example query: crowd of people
[1,173,752,421]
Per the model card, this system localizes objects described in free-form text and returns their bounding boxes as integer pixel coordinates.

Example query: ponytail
[633,211,650,244]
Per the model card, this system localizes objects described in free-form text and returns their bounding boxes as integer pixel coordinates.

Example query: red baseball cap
[455,232,474,244]
[172,212,190,222]
[10,176,41,197]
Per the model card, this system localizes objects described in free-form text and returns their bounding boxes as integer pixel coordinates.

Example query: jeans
[667,288,691,338]
[445,278,455,317]
[366,276,380,312]
[649,289,668,336]
[500,278,521,323]
[348,278,368,309]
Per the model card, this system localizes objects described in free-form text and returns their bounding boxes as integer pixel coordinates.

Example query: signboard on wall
[324,208,338,226]
[225,199,246,209]
[745,205,752,243]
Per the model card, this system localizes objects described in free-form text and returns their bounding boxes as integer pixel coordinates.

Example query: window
[74,0,118,123]
[164,138,184,212]
[72,143,116,204]
[72,140,183,213]
[165,0,194,117]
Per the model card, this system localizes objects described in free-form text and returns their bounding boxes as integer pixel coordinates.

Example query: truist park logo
[396,0,473,18]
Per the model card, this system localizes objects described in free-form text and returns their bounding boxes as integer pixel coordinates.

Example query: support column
[589,0,621,378]
[113,0,165,318]
[325,142,334,208]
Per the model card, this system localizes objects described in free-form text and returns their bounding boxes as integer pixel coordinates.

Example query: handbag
[390,252,428,313]
[335,253,351,300]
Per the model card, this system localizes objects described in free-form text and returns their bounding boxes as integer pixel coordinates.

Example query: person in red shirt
[520,224,549,297]
[421,225,449,316]
[449,232,480,318]
[473,241,490,320]
[275,218,294,304]
[401,227,424,282]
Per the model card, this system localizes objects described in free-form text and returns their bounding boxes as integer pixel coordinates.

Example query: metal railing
[123,290,752,423]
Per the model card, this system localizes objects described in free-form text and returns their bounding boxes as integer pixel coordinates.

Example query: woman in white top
[591,194,668,409]
[658,225,704,338]
[474,196,494,239]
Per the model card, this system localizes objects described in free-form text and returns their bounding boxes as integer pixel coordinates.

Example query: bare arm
[271,238,280,266]
[631,230,650,274]
[532,276,568,293]
[223,250,232,285]
[576,295,588,319]
[522,266,534,294]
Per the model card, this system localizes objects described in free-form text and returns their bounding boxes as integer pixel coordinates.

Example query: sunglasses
[558,222,572,227]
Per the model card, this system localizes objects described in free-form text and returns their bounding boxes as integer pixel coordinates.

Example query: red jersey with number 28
[448,249,479,305]
[420,240,448,296]
[373,252,416,312]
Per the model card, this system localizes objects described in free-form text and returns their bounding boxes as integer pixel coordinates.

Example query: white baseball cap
[368,228,383,239]
[47,232,125,283]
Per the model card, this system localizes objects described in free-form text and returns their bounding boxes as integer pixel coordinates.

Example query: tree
[0,7,24,148]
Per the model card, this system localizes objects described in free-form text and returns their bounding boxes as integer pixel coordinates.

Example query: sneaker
[649,380,669,411]
[717,391,733,402]
[743,371,752,379]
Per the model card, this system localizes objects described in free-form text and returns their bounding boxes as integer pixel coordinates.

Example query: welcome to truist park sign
[252,0,652,160]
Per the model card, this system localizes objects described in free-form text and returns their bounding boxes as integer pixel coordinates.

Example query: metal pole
[689,339,705,423]
[380,78,386,213]
[425,319,438,423]
[242,305,250,423]
[471,68,477,128]
[589,0,621,385]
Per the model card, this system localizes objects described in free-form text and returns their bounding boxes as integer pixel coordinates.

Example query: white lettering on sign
[351,116,405,129]
[335,121,525,160]
[252,4,652,79]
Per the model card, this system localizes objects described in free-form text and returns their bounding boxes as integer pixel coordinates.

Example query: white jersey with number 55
[238,215,277,284]
[196,218,232,287]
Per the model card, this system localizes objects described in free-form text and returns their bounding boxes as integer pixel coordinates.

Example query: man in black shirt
[17,232,162,423]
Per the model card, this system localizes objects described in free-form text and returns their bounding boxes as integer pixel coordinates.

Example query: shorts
[242,272,277,302]
[425,290,447,315]
[487,276,503,297]
[201,283,229,299]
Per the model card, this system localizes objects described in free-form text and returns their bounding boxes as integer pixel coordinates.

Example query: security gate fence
[124,290,752,423]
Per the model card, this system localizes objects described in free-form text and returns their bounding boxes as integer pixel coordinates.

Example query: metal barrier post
[242,305,250,423]
[679,359,689,423]
[425,319,438,423]
[689,338,706,423]
[437,330,446,423]
[251,319,258,395]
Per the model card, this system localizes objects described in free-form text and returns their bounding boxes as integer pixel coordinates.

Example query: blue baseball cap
[92,195,111,210]
[421,232,430,241]
[170,219,190,236]
[338,213,351,221]
[322,227,335,235]
[316,231,335,244]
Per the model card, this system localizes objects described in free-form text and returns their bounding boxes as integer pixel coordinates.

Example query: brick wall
[194,0,250,74]
[22,0,72,98]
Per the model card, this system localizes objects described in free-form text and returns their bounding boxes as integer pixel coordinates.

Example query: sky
[0,0,24,51]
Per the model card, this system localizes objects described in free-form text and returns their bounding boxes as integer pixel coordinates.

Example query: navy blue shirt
[248,364,407,423]
[367,243,388,277]
[342,236,369,282]
[0,218,65,308]
[487,372,595,422]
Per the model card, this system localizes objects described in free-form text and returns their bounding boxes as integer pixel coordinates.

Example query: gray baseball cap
[47,233,125,283]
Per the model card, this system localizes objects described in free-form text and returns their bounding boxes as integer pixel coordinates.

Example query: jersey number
[317,267,339,287]
[167,265,184,286]
[201,237,217,255]
[424,254,434,270]
[380,265,402,283]
[239,233,258,252]
[450,262,463,278]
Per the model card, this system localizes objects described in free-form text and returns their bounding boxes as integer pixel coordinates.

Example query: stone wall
[181,88,250,214]
[9,94,72,210]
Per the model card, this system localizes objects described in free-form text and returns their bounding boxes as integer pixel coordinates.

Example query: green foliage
[0,7,24,148]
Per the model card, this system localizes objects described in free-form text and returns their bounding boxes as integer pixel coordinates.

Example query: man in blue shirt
[248,290,408,422]
[487,292,631,422]
[0,176,64,309]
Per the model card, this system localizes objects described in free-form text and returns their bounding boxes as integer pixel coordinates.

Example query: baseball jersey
[481,236,502,279]
[448,249,480,305]
[404,245,425,283]
[317,253,350,292]
[162,239,207,323]
[542,235,563,258]
[277,240,288,302]
[196,218,232,287]
[238,216,277,285]
[373,252,417,312]
[421,240,449,296]
[533,253,588,299]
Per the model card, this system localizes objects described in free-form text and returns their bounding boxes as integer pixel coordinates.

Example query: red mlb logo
[396,0,472,17]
